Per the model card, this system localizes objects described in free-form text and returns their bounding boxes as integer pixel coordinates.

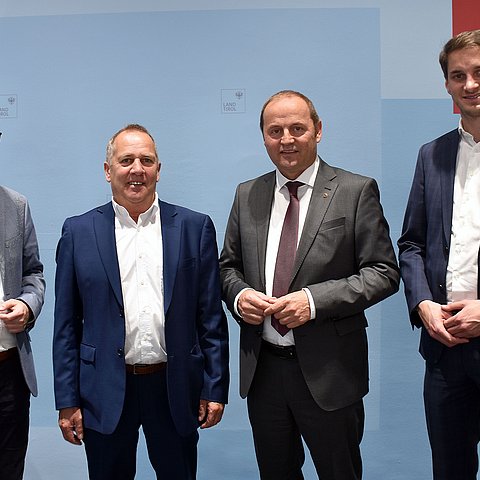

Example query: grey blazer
[0,186,45,396]
[220,158,399,411]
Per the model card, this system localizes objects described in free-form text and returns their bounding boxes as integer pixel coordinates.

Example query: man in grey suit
[0,185,45,480]
[220,90,399,479]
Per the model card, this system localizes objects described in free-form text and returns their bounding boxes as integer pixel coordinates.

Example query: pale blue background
[0,1,461,478]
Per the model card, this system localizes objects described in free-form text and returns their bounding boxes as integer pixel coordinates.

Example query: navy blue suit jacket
[53,200,229,436]
[398,129,460,362]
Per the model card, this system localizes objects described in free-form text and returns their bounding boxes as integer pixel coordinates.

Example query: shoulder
[0,185,27,207]
[320,160,376,190]
[63,202,112,226]
[420,129,459,154]
[160,200,210,223]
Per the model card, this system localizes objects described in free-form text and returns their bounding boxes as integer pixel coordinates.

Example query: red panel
[453,0,480,35]
[451,0,480,112]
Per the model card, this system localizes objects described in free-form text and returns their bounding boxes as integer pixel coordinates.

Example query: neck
[461,116,480,143]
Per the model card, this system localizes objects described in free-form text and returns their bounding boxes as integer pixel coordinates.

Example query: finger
[60,424,81,445]
[73,419,84,441]
[198,404,206,423]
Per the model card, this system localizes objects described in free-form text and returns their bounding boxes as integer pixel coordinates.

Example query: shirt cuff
[234,288,254,317]
[302,287,316,320]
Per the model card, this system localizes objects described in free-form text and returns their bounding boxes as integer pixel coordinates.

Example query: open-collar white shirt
[112,193,167,364]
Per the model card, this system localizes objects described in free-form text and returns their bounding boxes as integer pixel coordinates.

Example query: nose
[465,75,479,91]
[130,158,145,173]
[280,129,294,144]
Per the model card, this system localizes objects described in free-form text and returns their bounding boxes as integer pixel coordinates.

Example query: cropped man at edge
[0,184,45,480]
[399,29,480,480]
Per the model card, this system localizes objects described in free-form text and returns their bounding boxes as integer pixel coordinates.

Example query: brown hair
[439,29,480,79]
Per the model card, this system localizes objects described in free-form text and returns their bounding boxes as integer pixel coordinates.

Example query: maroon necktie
[271,181,303,336]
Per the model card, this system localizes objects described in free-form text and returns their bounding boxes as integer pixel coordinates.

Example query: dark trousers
[424,340,480,480]
[83,369,198,480]
[247,345,364,480]
[0,350,30,480]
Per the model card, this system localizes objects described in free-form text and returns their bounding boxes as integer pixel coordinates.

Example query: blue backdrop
[0,2,460,478]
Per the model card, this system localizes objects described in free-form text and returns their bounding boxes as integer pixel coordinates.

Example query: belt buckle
[131,364,145,375]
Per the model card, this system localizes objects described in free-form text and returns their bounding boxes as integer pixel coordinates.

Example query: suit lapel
[292,160,337,282]
[93,203,123,307]
[255,174,276,290]
[160,201,180,315]
[0,190,5,288]
[440,130,460,248]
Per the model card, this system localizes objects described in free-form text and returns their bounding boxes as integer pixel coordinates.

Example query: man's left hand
[263,290,311,330]
[442,300,480,338]
[198,400,224,429]
[0,299,30,333]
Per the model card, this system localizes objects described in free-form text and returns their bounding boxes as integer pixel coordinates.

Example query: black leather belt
[126,363,167,375]
[262,340,297,359]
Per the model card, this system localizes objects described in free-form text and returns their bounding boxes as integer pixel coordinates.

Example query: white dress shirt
[262,157,319,346]
[446,123,480,302]
[0,274,16,352]
[113,193,167,364]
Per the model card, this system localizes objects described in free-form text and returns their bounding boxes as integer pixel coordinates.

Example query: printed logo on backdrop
[221,89,246,114]
[0,95,17,118]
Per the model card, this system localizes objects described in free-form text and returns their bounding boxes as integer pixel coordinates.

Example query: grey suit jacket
[0,186,45,396]
[220,158,399,411]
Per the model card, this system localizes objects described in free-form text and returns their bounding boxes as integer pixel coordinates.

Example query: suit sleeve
[307,178,399,320]
[18,201,45,322]
[398,148,434,327]
[53,218,83,410]
[198,216,230,403]
[219,186,251,323]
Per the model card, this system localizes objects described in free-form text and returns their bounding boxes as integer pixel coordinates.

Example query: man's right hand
[58,407,84,445]
[417,300,468,347]
[238,290,276,325]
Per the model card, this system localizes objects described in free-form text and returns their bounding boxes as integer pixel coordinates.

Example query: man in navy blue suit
[53,124,229,480]
[399,30,480,480]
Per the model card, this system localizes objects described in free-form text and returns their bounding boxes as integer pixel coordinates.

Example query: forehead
[263,96,312,125]
[448,45,480,72]
[113,130,156,154]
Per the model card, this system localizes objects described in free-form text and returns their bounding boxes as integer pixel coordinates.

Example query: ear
[445,80,452,95]
[104,162,111,182]
[156,162,161,182]
[315,120,323,143]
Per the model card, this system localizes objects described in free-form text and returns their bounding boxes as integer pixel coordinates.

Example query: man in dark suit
[53,124,229,480]
[220,91,399,479]
[0,185,45,480]
[398,30,480,480]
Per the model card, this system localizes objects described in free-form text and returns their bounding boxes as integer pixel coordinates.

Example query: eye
[118,157,133,165]
[290,125,306,137]
[268,128,282,139]
[450,72,465,81]
[140,157,156,166]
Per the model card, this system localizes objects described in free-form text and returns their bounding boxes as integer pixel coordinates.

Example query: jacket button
[117,348,124,357]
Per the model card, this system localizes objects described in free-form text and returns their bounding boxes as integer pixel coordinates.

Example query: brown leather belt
[126,363,167,375]
[0,347,18,363]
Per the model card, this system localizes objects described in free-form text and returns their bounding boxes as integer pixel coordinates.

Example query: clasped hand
[0,299,30,333]
[418,299,480,347]
[238,289,311,330]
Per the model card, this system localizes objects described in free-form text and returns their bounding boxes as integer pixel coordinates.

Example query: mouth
[128,181,144,186]
[463,93,480,100]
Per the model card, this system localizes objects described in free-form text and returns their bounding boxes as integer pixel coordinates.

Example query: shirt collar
[458,119,477,147]
[275,156,319,191]
[112,192,159,226]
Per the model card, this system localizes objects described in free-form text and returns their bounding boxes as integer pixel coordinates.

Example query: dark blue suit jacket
[53,200,229,436]
[398,129,460,362]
